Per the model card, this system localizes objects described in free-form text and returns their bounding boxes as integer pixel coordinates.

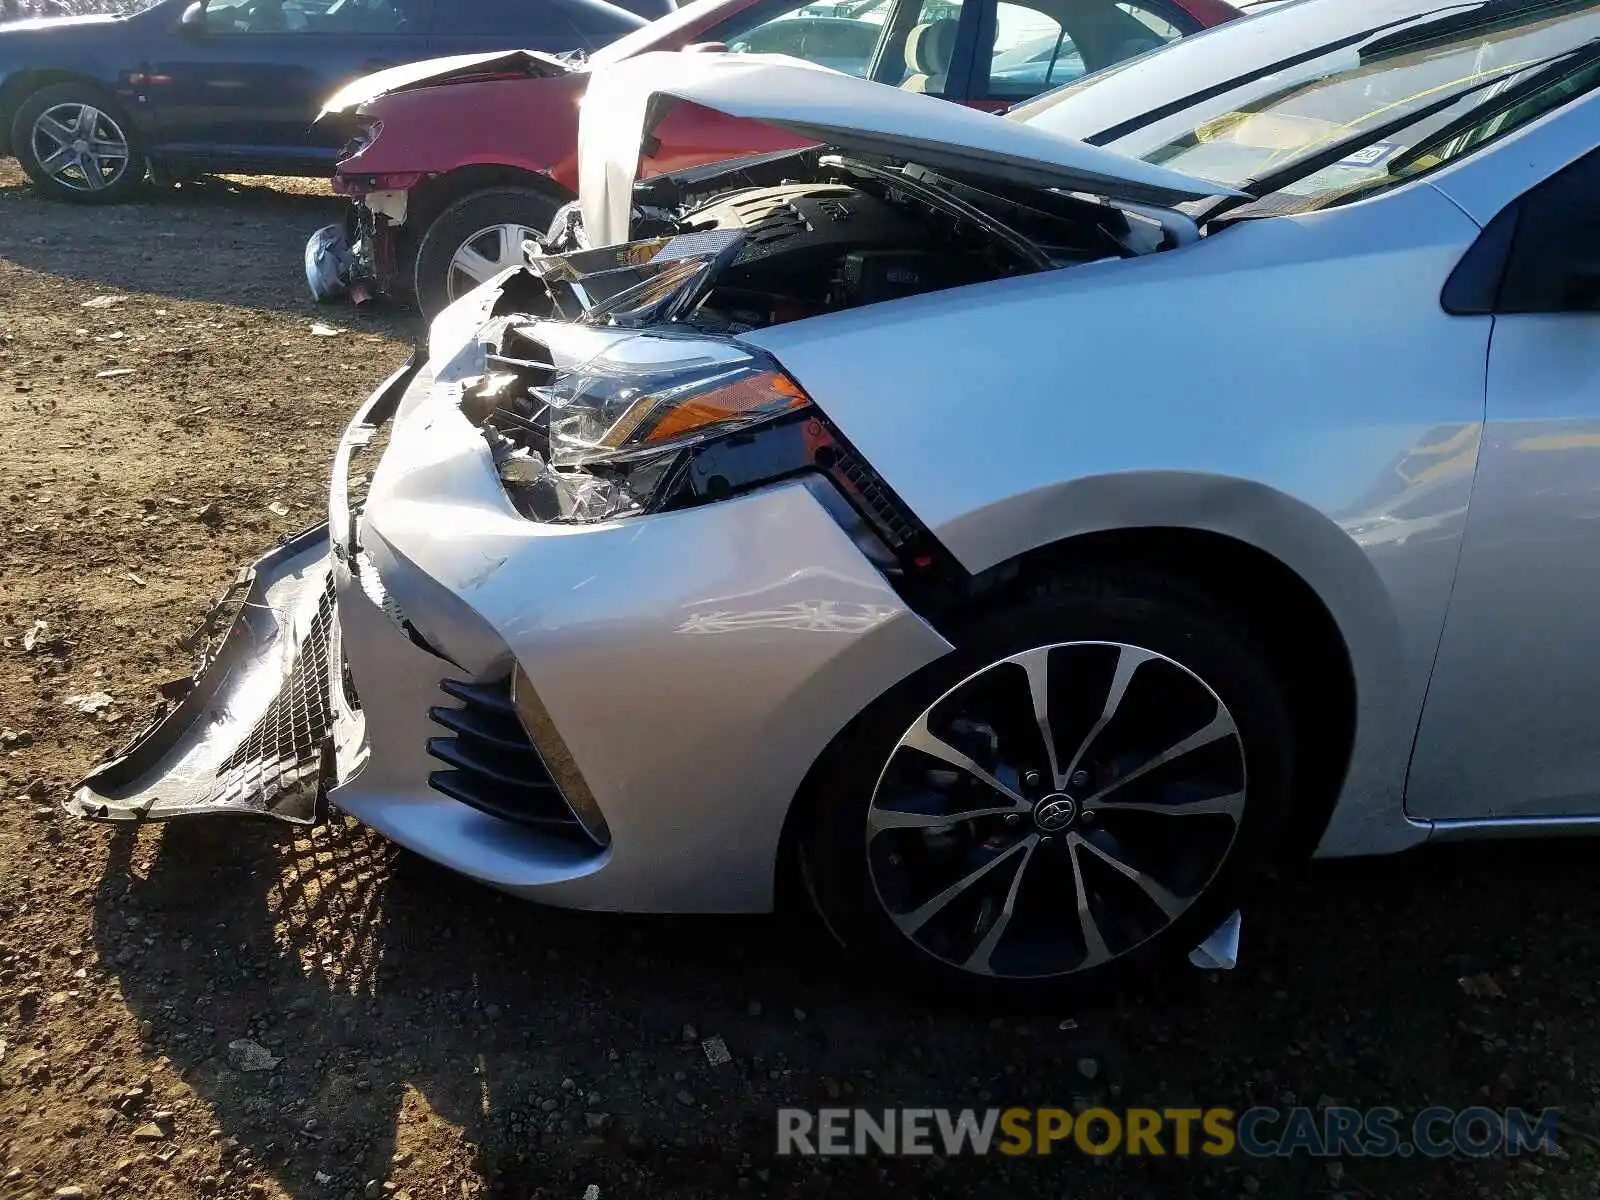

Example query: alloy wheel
[30,102,131,193]
[865,640,1246,980]
[448,223,541,302]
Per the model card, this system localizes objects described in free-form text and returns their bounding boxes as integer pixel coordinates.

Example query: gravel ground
[2,159,1600,1200]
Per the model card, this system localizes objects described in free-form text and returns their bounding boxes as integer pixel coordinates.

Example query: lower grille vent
[426,677,592,840]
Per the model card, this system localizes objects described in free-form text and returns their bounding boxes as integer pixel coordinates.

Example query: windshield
[1011,0,1600,213]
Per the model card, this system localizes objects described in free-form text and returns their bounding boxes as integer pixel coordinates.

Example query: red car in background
[311,0,1240,315]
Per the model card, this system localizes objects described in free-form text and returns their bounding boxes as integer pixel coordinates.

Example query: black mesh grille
[210,577,337,819]
[829,440,920,550]
[426,678,590,837]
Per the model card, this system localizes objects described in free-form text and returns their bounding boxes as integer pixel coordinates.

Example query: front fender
[336,74,585,192]
[949,469,1419,856]
[744,180,1492,857]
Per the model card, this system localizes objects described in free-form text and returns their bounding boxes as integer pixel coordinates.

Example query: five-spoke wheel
[12,84,144,203]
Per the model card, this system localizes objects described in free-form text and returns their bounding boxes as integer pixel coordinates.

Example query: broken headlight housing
[475,326,815,524]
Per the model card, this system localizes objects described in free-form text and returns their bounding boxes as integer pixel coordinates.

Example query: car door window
[979,0,1192,103]
[716,0,898,78]
[988,2,1077,100]
[201,0,425,34]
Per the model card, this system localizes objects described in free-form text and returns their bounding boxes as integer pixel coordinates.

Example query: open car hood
[320,49,576,117]
[577,51,1242,246]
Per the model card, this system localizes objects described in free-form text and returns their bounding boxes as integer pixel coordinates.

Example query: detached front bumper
[68,523,337,826]
[75,353,952,913]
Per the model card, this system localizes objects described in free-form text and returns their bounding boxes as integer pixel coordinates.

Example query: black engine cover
[688,184,932,289]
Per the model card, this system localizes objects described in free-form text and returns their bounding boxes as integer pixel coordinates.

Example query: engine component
[835,250,995,306]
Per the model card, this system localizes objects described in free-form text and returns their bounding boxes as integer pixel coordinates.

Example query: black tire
[799,566,1294,1006]
[11,82,145,204]
[412,186,563,320]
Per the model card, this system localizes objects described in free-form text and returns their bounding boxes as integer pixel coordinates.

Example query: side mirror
[683,41,728,52]
[180,1,206,31]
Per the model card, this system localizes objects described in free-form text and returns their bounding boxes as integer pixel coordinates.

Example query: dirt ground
[2,157,1600,1200]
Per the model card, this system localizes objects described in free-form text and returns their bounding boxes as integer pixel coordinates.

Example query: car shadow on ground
[91,815,866,1199]
[88,810,1600,1198]
[0,168,416,324]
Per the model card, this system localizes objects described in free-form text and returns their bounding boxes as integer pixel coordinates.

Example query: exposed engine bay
[508,152,1182,334]
[448,153,1190,532]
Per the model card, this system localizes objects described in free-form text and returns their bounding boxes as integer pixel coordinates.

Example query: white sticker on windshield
[1338,142,1400,168]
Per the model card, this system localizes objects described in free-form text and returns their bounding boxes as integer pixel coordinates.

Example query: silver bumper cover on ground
[66,357,423,826]
[68,526,336,825]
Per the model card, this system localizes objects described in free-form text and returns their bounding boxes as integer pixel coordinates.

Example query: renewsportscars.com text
[776,1106,1561,1158]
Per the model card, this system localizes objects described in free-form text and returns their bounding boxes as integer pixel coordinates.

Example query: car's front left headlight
[540,330,811,468]
[469,325,820,524]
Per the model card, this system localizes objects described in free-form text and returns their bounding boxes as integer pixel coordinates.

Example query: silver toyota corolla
[75,0,1600,999]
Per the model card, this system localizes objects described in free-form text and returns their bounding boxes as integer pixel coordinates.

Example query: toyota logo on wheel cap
[1032,794,1078,833]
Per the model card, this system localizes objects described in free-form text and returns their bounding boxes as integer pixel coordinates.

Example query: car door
[142,0,434,172]
[427,0,646,59]
[1407,137,1600,823]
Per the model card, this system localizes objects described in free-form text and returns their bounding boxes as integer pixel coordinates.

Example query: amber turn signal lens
[641,370,810,446]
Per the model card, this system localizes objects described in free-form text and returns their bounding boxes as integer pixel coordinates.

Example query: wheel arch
[405,163,575,244]
[965,524,1359,863]
[1,71,128,152]
[940,471,1418,859]
[777,470,1418,907]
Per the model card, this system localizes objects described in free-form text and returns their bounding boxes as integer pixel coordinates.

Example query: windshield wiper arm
[1199,39,1600,223]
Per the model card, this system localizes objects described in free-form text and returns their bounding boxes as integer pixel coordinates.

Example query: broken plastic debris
[64,692,114,715]
[701,1036,731,1066]
[81,295,125,309]
[268,501,291,517]
[1188,910,1242,971]
[309,322,343,337]
[315,1173,333,1186]
[226,1038,281,1072]
[96,368,136,380]
[1458,972,1504,998]
[582,1187,600,1200]
[21,620,47,653]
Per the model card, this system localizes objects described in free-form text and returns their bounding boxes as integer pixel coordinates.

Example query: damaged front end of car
[77,52,1223,826]
[445,138,1200,528]
[72,52,1248,946]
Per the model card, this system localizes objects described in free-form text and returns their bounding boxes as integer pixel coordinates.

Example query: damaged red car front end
[310,0,1242,316]
[308,0,809,315]
[306,49,594,307]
